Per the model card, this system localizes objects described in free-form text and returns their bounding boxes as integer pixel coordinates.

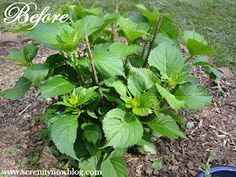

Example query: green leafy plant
[200,152,216,177]
[10,147,19,157]
[0,4,220,177]
[151,160,162,170]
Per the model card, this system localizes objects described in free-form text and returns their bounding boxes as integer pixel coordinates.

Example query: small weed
[17,159,27,168]
[28,152,42,166]
[10,147,19,157]
[151,160,162,170]
[200,152,216,177]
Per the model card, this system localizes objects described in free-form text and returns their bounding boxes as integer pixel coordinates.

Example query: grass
[156,0,236,72]
[0,0,235,72]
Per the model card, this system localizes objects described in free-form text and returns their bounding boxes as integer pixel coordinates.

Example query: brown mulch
[0,34,235,177]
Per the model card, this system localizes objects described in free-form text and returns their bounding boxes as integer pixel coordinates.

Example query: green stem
[184,55,193,63]
[141,40,148,58]
[72,52,77,66]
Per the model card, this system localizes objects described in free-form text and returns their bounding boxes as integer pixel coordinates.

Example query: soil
[0,33,235,177]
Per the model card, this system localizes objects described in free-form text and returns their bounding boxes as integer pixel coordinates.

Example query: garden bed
[0,34,235,177]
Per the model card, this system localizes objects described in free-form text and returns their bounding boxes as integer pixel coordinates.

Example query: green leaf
[0,77,31,100]
[82,123,102,145]
[128,67,159,96]
[110,81,128,98]
[83,7,102,16]
[54,24,79,51]
[186,76,199,84]
[128,13,150,32]
[154,33,179,48]
[77,52,124,77]
[174,83,212,109]
[148,42,184,80]
[136,4,160,24]
[79,153,100,177]
[28,22,60,49]
[55,15,107,51]
[108,42,139,59]
[93,52,124,77]
[155,83,185,112]
[46,54,66,68]
[161,110,186,128]
[39,75,75,98]
[87,110,98,119]
[8,49,26,63]
[63,5,101,21]
[192,57,212,66]
[118,16,147,41]
[103,109,143,148]
[84,142,98,156]
[51,115,78,160]
[184,31,212,56]
[73,15,104,39]
[132,92,159,116]
[109,148,127,158]
[8,44,38,64]
[205,67,224,79]
[186,39,213,56]
[101,157,128,177]
[92,14,116,40]
[151,160,162,169]
[137,138,156,154]
[103,92,125,107]
[183,64,192,73]
[167,72,187,86]
[23,44,38,62]
[159,16,179,39]
[137,128,156,154]
[74,133,89,158]
[146,113,185,138]
[91,14,116,41]
[73,86,98,106]
[24,63,49,86]
[183,30,207,44]
[93,43,110,53]
[14,24,34,33]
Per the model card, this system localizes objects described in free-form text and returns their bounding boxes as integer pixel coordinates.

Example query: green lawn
[0,0,235,72]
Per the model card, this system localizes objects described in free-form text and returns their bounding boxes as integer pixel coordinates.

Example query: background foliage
[0,0,235,73]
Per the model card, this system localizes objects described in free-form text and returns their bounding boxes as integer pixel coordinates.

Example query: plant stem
[184,55,193,63]
[141,40,148,58]
[111,23,116,41]
[143,15,163,67]
[111,4,119,42]
[85,33,104,102]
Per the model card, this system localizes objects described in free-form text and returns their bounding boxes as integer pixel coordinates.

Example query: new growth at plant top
[0,3,223,177]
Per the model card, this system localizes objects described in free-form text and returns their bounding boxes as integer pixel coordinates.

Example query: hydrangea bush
[0,4,220,177]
